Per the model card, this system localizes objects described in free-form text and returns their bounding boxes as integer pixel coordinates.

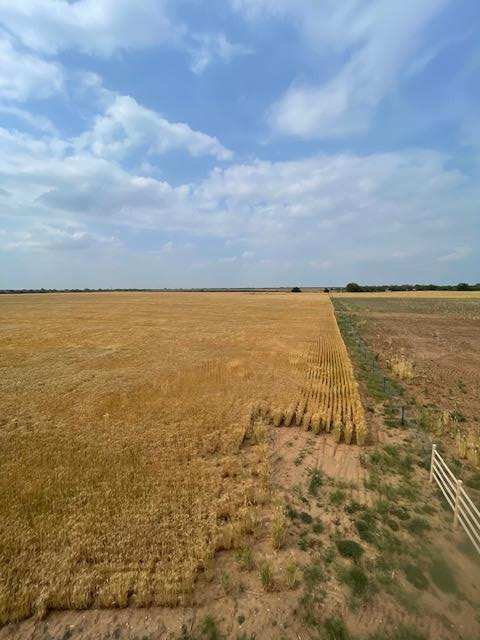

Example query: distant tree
[457,282,470,291]
[291,286,302,293]
[345,282,362,292]
[324,287,330,293]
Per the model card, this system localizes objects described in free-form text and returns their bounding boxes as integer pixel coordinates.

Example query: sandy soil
[365,312,480,421]
[2,419,479,640]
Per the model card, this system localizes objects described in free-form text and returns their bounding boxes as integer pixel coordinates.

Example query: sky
[0,0,479,289]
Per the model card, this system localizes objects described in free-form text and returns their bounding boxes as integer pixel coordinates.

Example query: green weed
[322,617,350,640]
[366,625,426,640]
[259,562,274,592]
[338,565,369,598]
[354,512,377,543]
[336,539,363,562]
[344,501,362,514]
[330,489,347,505]
[427,558,457,594]
[405,516,430,535]
[299,511,313,524]
[303,564,324,590]
[308,468,323,496]
[200,615,223,640]
[403,564,428,590]
[234,546,255,571]
[312,520,325,534]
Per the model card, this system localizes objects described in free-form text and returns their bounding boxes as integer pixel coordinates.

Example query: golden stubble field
[0,292,365,624]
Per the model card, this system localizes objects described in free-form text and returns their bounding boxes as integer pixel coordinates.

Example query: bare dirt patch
[339,296,480,479]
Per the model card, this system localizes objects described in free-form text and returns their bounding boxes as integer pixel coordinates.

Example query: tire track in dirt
[271,426,372,506]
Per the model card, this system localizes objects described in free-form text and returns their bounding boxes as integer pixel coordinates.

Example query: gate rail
[430,444,480,554]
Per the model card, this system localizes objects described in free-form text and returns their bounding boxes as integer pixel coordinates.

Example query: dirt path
[271,426,372,507]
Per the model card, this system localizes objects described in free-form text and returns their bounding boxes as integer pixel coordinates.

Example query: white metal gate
[430,444,480,554]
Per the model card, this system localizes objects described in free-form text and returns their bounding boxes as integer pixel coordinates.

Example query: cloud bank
[0,0,478,287]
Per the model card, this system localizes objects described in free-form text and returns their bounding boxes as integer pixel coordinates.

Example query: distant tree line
[0,288,163,294]
[345,282,480,293]
[2,284,478,294]
[0,287,299,294]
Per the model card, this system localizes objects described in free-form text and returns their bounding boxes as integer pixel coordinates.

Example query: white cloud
[269,79,367,139]
[0,0,172,56]
[75,94,232,161]
[0,1,250,76]
[1,124,477,265]
[0,34,64,101]
[437,246,472,262]
[189,33,252,74]
[232,0,449,138]
[1,223,116,251]
[0,103,57,133]
[0,86,477,283]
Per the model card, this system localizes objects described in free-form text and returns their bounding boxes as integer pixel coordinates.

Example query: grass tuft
[303,564,324,590]
[403,564,428,590]
[234,546,255,571]
[427,558,457,594]
[284,562,298,589]
[322,617,350,640]
[259,562,274,592]
[338,565,369,598]
[312,519,325,534]
[330,489,347,505]
[308,468,323,496]
[336,539,363,562]
[366,625,426,640]
[271,504,288,550]
[405,516,430,535]
[199,615,223,640]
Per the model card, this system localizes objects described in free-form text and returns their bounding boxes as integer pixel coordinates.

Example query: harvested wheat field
[0,291,364,626]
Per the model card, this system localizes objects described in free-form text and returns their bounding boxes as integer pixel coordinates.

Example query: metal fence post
[429,444,436,483]
[453,479,463,527]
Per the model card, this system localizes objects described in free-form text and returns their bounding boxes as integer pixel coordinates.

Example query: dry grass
[456,431,480,468]
[0,291,364,623]
[270,503,288,549]
[390,354,415,380]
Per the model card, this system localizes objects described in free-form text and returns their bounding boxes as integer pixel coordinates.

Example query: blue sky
[0,0,479,288]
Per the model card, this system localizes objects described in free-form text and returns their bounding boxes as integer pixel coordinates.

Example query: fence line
[335,303,480,554]
[334,306,457,428]
[430,444,480,555]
